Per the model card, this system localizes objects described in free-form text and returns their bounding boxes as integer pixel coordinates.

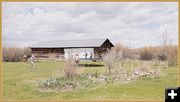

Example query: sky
[2,2,178,48]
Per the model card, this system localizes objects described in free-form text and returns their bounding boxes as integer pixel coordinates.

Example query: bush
[157,54,167,61]
[165,45,178,66]
[63,59,78,78]
[113,44,133,59]
[3,47,31,62]
[152,46,167,61]
[102,48,123,75]
[154,45,178,66]
[139,47,154,61]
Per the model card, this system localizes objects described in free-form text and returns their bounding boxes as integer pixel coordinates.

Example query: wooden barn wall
[31,48,64,59]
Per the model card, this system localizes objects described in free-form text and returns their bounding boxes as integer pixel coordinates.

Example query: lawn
[2,61,178,100]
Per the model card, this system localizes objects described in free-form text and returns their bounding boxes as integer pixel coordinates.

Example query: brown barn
[29,38,114,60]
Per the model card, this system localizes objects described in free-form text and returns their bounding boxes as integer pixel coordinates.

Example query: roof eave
[29,46,101,49]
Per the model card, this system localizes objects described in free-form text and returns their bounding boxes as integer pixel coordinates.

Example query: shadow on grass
[78,64,104,67]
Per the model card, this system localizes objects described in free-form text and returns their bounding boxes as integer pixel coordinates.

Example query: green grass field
[2,61,178,100]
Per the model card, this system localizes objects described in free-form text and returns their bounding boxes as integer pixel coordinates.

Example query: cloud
[2,2,178,48]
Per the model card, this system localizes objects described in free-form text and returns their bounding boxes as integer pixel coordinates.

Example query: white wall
[64,48,94,59]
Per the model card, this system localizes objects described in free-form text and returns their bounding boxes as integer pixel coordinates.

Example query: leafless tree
[161,29,173,46]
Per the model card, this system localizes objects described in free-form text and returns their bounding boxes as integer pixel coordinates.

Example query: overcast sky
[2,2,178,48]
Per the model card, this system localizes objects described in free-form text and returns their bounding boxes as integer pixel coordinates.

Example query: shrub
[165,45,178,66]
[102,48,123,75]
[152,46,167,61]
[63,59,78,78]
[138,45,178,66]
[3,47,31,62]
[113,44,133,59]
[157,54,167,61]
[139,47,154,61]
[153,45,178,66]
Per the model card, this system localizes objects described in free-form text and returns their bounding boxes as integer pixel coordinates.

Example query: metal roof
[29,38,113,48]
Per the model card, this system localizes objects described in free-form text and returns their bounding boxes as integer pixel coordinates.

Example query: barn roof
[29,38,114,48]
